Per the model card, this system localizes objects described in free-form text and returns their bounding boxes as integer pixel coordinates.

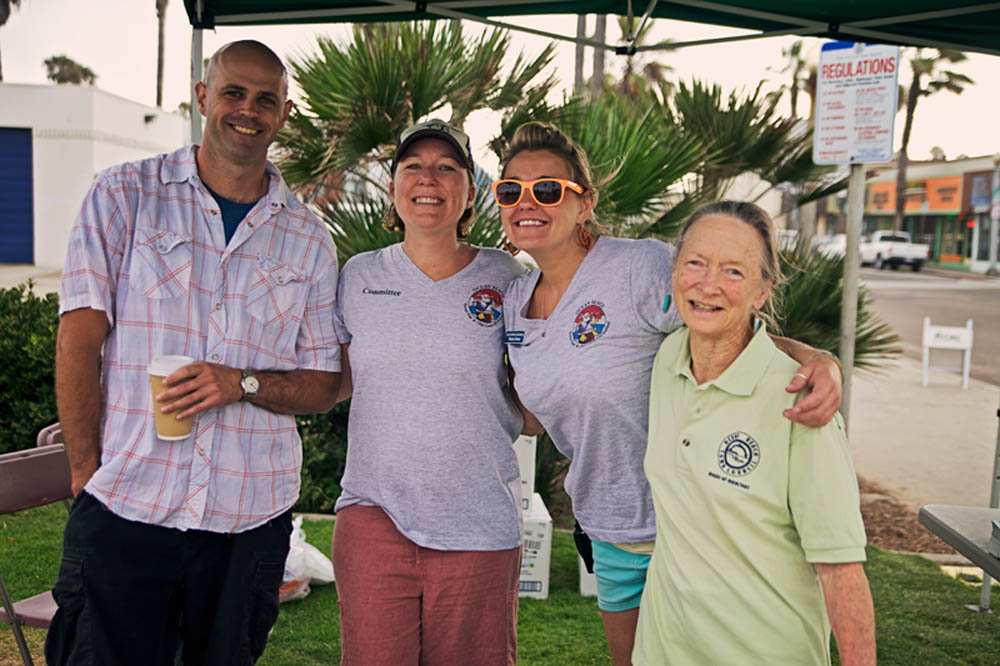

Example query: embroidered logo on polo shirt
[466,285,504,326]
[717,431,761,477]
[569,301,609,347]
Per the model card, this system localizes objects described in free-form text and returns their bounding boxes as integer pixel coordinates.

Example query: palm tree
[671,81,838,207]
[0,0,23,82]
[278,21,559,263]
[43,54,97,85]
[614,16,672,100]
[893,48,973,231]
[155,0,169,107]
[773,40,819,121]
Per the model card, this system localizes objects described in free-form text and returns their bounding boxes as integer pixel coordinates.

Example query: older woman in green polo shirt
[634,201,876,665]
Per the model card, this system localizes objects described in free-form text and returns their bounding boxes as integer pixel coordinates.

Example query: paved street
[851,268,1000,509]
[862,268,1000,386]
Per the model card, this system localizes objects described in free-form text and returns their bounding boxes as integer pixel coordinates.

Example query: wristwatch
[240,369,260,400]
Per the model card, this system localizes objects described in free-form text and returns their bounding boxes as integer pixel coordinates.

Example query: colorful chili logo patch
[466,286,504,326]
[570,301,609,347]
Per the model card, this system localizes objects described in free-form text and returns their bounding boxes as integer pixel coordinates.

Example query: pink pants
[332,505,521,666]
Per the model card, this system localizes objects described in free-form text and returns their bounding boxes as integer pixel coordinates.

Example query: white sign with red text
[813,41,900,165]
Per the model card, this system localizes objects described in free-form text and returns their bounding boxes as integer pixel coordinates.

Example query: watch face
[243,376,260,395]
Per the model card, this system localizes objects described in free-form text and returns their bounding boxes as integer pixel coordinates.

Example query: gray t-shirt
[333,243,526,551]
[505,236,678,543]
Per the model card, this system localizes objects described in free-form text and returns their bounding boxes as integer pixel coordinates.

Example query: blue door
[0,128,34,263]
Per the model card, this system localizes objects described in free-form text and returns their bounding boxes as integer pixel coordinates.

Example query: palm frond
[775,243,900,369]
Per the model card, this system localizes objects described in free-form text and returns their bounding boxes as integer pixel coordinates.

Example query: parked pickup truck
[860,231,930,271]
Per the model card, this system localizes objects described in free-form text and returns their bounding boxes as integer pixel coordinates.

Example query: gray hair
[675,200,784,328]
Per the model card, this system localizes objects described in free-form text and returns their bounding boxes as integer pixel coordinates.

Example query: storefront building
[857,155,999,272]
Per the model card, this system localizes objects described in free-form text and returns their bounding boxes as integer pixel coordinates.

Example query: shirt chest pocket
[129,228,193,299]
[245,256,309,330]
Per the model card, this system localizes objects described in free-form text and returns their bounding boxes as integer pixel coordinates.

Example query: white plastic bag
[280,516,335,603]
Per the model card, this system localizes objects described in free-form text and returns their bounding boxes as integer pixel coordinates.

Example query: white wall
[0,83,187,267]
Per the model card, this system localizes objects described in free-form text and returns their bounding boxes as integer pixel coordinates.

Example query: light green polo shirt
[633,325,867,666]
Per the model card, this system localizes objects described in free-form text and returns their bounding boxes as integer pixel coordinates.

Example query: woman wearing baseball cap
[494,122,843,666]
[330,119,533,665]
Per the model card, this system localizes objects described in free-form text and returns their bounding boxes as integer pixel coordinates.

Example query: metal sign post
[813,41,900,427]
[839,163,865,424]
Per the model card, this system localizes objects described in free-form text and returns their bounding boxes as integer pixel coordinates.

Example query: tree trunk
[574,15,586,95]
[894,75,921,231]
[805,68,817,122]
[591,15,606,98]
[789,78,799,119]
[156,1,168,108]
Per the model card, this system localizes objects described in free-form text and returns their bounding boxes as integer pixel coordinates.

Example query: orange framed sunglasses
[491,178,585,208]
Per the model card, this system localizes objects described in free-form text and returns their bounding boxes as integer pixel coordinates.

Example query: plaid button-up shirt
[59,146,341,533]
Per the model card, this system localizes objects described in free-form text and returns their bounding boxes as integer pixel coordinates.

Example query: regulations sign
[813,41,900,165]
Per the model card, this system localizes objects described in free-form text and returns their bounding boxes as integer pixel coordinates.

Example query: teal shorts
[591,539,651,612]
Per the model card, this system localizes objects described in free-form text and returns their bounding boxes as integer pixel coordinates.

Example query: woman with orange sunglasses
[493,122,844,666]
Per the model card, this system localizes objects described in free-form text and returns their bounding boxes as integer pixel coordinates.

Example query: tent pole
[839,163,866,429]
[380,1,616,50]
[190,28,203,145]
[636,26,818,51]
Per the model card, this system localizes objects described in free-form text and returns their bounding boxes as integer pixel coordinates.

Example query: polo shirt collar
[672,321,777,396]
[160,145,294,213]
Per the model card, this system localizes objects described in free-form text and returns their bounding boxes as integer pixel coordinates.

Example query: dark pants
[45,491,292,666]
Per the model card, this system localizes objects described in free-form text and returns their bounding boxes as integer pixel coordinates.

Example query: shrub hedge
[0,284,60,454]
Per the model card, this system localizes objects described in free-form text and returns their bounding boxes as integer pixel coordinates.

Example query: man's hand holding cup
[150,357,244,439]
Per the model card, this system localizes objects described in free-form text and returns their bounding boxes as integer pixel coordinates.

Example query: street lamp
[987,153,1000,276]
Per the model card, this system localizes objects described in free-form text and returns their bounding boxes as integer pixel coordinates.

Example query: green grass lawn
[2,504,999,665]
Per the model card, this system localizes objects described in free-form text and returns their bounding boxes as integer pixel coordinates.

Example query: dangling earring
[576,223,595,250]
[503,238,521,256]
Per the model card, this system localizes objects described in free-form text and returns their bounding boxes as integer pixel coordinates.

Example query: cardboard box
[578,556,597,597]
[519,492,552,599]
[513,435,536,512]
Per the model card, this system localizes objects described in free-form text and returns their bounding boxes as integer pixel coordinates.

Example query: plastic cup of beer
[148,355,195,441]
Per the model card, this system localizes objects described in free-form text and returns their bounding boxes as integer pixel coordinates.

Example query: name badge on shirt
[504,330,526,346]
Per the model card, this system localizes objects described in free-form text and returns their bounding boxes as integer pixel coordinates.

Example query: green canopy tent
[182,1,1000,55]
[182,0,1000,613]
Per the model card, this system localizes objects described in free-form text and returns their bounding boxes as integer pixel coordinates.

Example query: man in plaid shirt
[47,41,342,665]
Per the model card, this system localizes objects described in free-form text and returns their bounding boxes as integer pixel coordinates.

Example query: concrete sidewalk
[850,355,1000,509]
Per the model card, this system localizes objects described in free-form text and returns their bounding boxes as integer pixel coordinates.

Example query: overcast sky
[3,0,997,174]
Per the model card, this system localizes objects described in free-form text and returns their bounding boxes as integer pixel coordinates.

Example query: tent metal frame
[188,0,1000,57]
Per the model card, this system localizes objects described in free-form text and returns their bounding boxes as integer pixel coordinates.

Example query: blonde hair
[500,122,604,245]
[676,200,784,328]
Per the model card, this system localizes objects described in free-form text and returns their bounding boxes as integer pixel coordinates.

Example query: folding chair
[0,442,73,666]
